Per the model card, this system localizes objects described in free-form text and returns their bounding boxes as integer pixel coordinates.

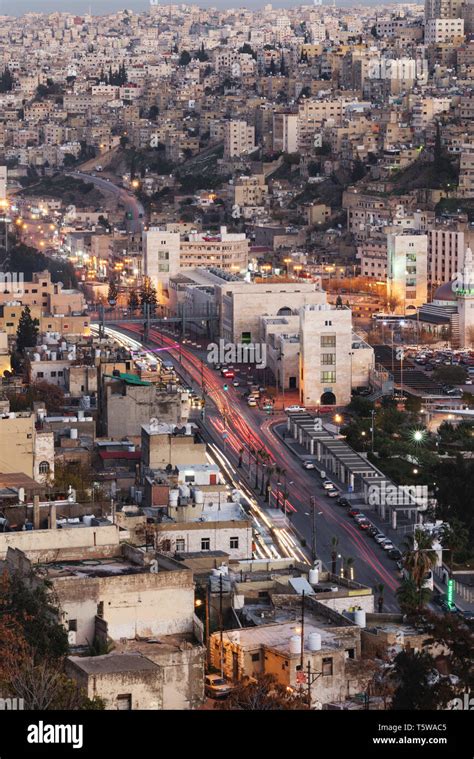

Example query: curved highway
[68,171,144,234]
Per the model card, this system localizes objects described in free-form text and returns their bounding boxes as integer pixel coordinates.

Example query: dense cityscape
[0,0,472,734]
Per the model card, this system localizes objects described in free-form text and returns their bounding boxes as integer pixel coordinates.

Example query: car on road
[285,405,305,412]
[322,480,336,490]
[367,525,380,537]
[302,461,316,470]
[354,513,368,524]
[348,508,361,518]
[381,540,395,551]
[319,471,327,479]
[460,610,474,626]
[374,533,388,544]
[232,380,240,387]
[326,489,340,498]
[388,548,402,561]
[247,398,257,407]
[337,497,351,508]
[357,520,371,530]
[204,675,234,699]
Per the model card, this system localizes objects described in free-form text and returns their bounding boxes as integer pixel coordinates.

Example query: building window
[321,335,336,347]
[230,536,239,549]
[322,657,333,676]
[321,353,335,365]
[201,538,210,551]
[251,653,260,662]
[116,694,132,710]
[176,538,185,552]
[68,619,77,632]
[36,372,44,378]
[321,371,336,383]
[39,461,50,475]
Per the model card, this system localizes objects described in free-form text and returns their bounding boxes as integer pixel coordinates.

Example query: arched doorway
[320,391,336,405]
[277,307,292,316]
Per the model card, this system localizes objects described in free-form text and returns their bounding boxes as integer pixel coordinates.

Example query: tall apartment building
[142,229,181,297]
[425,0,465,20]
[272,112,298,154]
[224,120,255,159]
[428,226,473,285]
[387,232,428,313]
[299,304,353,407]
[425,17,464,43]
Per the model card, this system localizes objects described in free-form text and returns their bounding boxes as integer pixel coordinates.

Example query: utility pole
[205,581,210,671]
[219,573,224,679]
[371,409,375,453]
[300,590,305,672]
[310,496,317,563]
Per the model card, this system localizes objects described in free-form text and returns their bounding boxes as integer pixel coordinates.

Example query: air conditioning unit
[68,631,77,645]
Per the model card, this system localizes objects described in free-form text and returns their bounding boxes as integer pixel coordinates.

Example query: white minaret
[457,246,474,348]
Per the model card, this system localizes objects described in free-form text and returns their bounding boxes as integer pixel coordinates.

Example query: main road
[108,321,401,610]
[68,171,144,234]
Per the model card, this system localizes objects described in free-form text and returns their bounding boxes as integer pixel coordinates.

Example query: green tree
[16,305,39,353]
[140,276,158,312]
[440,519,469,572]
[390,650,454,710]
[108,280,119,305]
[1,570,68,661]
[0,67,14,92]
[179,50,191,66]
[396,576,431,615]
[335,294,343,308]
[128,289,139,311]
[402,529,437,609]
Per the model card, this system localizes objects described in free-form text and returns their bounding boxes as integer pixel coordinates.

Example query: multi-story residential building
[272,111,298,154]
[179,227,249,273]
[142,228,181,297]
[224,119,256,159]
[425,17,465,43]
[387,232,428,312]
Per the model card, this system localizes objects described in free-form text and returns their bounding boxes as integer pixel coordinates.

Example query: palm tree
[402,529,437,592]
[440,519,468,575]
[331,536,339,575]
[265,466,274,503]
[396,576,431,615]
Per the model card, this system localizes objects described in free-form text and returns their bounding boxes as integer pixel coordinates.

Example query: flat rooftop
[69,653,159,675]
[223,618,347,654]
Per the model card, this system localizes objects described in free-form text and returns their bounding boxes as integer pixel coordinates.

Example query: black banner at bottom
[0,709,471,757]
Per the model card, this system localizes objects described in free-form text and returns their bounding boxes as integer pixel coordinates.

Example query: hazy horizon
[0,0,411,17]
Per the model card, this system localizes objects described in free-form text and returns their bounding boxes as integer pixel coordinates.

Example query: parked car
[374,533,388,544]
[381,540,395,551]
[357,520,371,530]
[337,497,351,508]
[319,471,327,479]
[388,548,402,561]
[322,480,336,490]
[348,508,361,518]
[354,513,368,524]
[327,489,340,498]
[247,398,257,407]
[285,405,305,412]
[367,526,380,537]
[302,461,316,470]
[204,674,234,699]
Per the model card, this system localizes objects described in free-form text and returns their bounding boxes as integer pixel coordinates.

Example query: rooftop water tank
[194,489,204,505]
[309,568,319,585]
[354,609,366,628]
[185,423,193,435]
[169,489,179,506]
[308,632,322,651]
[289,635,301,655]
[70,428,78,439]
[179,484,190,498]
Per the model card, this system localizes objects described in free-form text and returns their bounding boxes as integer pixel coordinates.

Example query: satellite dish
[149,417,160,430]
